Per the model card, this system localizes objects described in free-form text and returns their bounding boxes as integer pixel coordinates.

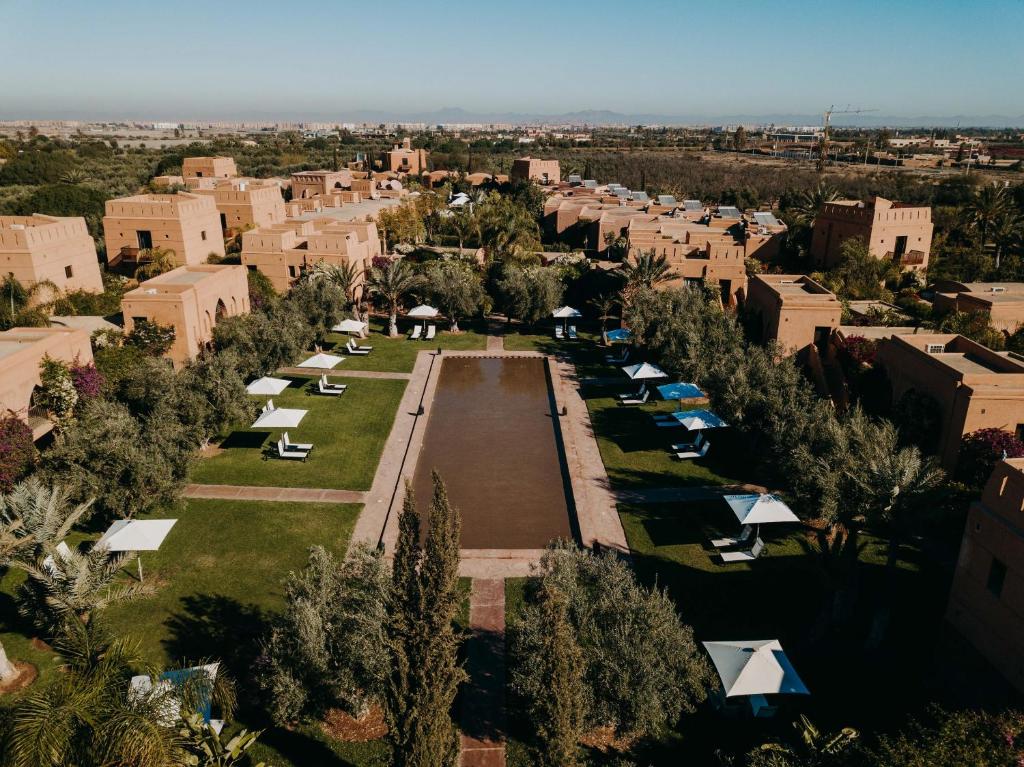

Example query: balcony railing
[889,250,926,266]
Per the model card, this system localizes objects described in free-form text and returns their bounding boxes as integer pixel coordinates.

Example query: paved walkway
[459,578,507,767]
[183,483,366,504]
[278,366,411,380]
[485,318,505,353]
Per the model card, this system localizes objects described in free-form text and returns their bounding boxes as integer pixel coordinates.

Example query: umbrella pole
[138,557,144,583]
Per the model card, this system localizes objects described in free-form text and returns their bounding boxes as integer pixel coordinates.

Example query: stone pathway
[183,483,366,504]
[459,578,507,767]
[485,318,505,352]
[278,366,411,380]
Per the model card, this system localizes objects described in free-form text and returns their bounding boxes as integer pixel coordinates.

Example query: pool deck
[348,348,628,577]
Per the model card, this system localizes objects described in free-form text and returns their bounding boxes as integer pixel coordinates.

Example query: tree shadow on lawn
[218,430,272,450]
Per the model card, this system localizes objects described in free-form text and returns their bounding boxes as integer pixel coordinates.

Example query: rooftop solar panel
[657,195,678,206]
[583,180,598,188]
[683,199,703,211]
[753,211,781,227]
[631,191,650,201]
[568,174,582,184]
[718,206,741,219]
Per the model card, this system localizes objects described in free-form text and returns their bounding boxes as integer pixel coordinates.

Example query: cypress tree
[534,585,586,767]
[385,474,465,767]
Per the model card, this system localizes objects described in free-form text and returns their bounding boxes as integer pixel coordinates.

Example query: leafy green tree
[747,715,858,767]
[38,356,79,423]
[378,200,427,248]
[934,310,1005,350]
[179,713,266,767]
[260,544,389,725]
[176,351,254,446]
[0,274,57,330]
[862,706,1024,766]
[384,476,465,767]
[448,206,479,251]
[212,309,312,379]
[423,258,485,332]
[40,399,185,523]
[509,542,714,741]
[136,247,179,281]
[308,260,361,310]
[478,195,541,263]
[494,264,563,325]
[823,238,899,301]
[286,276,346,344]
[366,258,422,337]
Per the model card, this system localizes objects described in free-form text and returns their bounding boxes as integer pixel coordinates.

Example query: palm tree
[59,169,90,185]
[790,183,839,225]
[136,247,178,281]
[966,184,1011,250]
[308,260,361,309]
[10,618,239,767]
[0,479,92,683]
[619,251,677,301]
[754,714,858,766]
[991,211,1024,270]
[366,258,422,337]
[450,206,479,252]
[590,293,618,344]
[1,274,60,330]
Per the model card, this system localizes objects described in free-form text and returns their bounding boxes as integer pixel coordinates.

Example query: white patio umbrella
[245,376,291,396]
[724,494,799,526]
[331,318,368,337]
[622,362,667,380]
[297,353,344,369]
[552,305,582,333]
[702,639,810,698]
[408,304,439,332]
[96,519,177,582]
[671,409,728,430]
[251,399,307,429]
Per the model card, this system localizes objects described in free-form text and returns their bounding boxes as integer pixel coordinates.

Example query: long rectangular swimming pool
[411,356,574,549]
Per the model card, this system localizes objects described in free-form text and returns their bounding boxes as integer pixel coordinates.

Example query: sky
[2,0,1023,123]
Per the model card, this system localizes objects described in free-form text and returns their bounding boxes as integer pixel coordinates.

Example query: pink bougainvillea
[70,359,104,400]
[958,428,1024,487]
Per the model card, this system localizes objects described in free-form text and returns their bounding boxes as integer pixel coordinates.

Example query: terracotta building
[746,274,842,355]
[510,157,561,185]
[182,156,238,180]
[103,193,225,269]
[947,457,1024,693]
[0,215,103,296]
[241,218,381,294]
[811,196,933,271]
[876,333,1024,470]
[189,178,286,231]
[0,326,93,439]
[930,281,1024,335]
[290,170,354,200]
[120,264,249,367]
[381,138,427,175]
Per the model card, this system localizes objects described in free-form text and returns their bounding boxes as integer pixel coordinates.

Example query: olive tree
[422,258,486,332]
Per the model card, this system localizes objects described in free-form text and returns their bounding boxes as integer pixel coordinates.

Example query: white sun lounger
[605,349,630,364]
[316,379,345,396]
[409,326,422,340]
[711,524,754,549]
[619,383,648,401]
[282,432,313,452]
[345,339,370,355]
[275,438,308,461]
[620,388,650,406]
[568,325,578,340]
[426,324,437,340]
[673,432,710,459]
[555,325,564,339]
[720,538,765,563]
[319,373,347,392]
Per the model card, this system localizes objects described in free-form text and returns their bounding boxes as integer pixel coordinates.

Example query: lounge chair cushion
[720,538,765,563]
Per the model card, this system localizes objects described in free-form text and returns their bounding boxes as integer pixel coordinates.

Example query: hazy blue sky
[2,0,1023,120]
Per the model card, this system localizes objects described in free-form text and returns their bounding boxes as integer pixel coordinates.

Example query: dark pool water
[411,356,573,549]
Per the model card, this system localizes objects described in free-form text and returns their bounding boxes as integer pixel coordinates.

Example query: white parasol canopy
[622,362,667,380]
[724,494,800,525]
[245,376,291,396]
[97,519,177,552]
[331,319,368,336]
[408,305,439,318]
[251,399,307,428]
[297,353,344,369]
[702,639,810,698]
[552,305,582,319]
[671,409,728,430]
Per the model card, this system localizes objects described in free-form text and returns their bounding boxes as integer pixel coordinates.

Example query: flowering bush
[838,335,879,367]
[0,415,35,492]
[70,358,104,401]
[38,356,78,422]
[958,428,1024,487]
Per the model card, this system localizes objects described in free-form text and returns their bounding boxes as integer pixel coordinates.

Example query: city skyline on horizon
[2,0,1023,125]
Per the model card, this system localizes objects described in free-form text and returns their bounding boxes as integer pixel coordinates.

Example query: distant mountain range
[4,105,1023,129]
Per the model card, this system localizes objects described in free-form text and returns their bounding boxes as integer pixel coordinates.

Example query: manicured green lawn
[190,375,406,490]
[320,317,487,373]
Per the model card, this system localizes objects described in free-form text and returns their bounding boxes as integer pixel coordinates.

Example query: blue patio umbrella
[657,382,705,401]
[606,328,632,342]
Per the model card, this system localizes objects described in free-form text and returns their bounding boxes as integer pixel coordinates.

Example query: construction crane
[818,105,878,172]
